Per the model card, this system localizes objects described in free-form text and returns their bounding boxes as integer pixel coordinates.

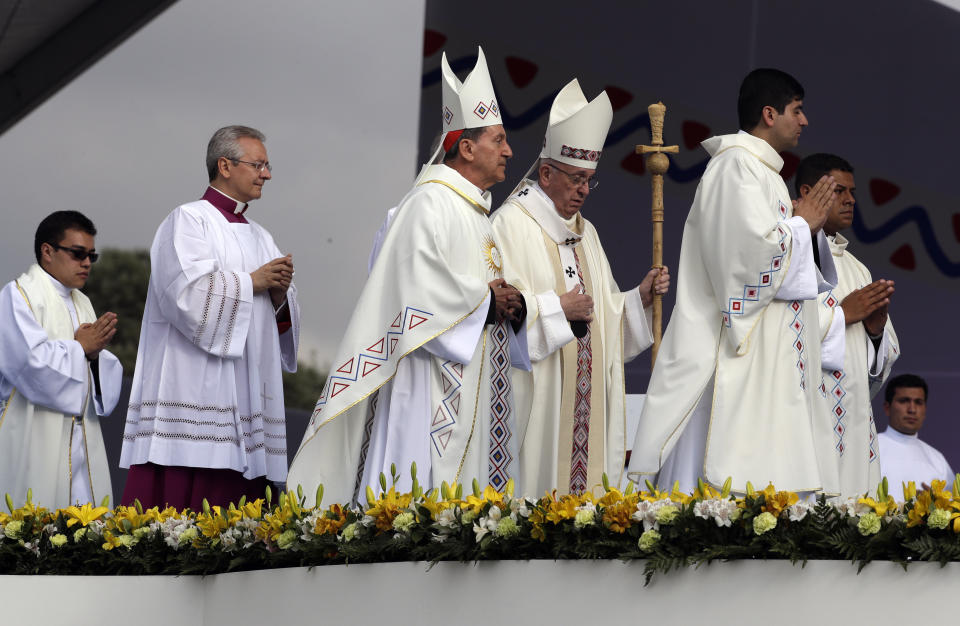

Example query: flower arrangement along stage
[4,464,960,582]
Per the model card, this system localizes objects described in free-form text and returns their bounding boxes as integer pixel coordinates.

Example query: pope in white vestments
[796,153,899,496]
[288,48,529,504]
[628,69,845,494]
[121,127,299,510]
[0,212,122,508]
[492,79,667,496]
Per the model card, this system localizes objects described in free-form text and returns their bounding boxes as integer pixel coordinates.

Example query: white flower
[788,501,812,522]
[632,498,674,531]
[392,512,416,533]
[693,498,739,528]
[435,508,458,529]
[360,514,376,528]
[574,506,596,529]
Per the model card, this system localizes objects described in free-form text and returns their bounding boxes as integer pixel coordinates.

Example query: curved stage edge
[1,559,948,621]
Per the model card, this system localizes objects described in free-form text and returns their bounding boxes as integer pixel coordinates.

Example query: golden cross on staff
[636,102,678,366]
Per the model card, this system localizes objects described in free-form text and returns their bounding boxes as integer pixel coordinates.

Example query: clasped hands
[252,254,294,308]
[841,279,894,336]
[489,278,523,322]
[75,312,118,359]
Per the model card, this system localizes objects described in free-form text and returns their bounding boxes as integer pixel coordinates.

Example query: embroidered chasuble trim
[79,416,96,504]
[353,391,380,502]
[827,369,848,456]
[455,331,487,483]
[296,294,489,452]
[0,388,14,434]
[418,180,490,215]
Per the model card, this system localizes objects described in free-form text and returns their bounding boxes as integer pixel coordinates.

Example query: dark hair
[443,126,489,163]
[795,153,854,196]
[34,211,97,264]
[884,373,929,403]
[737,68,804,131]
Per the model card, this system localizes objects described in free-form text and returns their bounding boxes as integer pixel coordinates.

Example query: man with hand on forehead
[493,79,669,496]
[121,125,300,511]
[796,153,899,496]
[0,211,122,508]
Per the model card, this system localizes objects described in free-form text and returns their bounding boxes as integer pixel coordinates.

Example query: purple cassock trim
[202,186,249,224]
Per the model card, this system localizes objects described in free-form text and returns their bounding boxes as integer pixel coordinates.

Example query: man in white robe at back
[878,374,953,501]
[796,153,900,496]
[121,125,299,511]
[628,68,846,496]
[492,79,669,496]
[289,48,530,504]
[0,211,121,508]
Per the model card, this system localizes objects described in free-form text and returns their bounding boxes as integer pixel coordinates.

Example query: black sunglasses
[51,244,99,263]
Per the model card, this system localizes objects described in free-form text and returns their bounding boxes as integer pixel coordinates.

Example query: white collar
[42,269,73,298]
[418,164,492,214]
[507,179,583,247]
[882,427,920,441]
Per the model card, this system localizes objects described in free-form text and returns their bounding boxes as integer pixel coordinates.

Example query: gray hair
[206,125,266,182]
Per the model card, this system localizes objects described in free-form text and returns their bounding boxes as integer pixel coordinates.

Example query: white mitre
[440,46,501,132]
[540,78,613,170]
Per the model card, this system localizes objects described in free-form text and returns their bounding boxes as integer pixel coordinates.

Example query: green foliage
[83,248,151,373]
[283,364,326,411]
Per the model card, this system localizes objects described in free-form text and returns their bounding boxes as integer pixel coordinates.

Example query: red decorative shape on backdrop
[603,85,633,111]
[423,29,447,57]
[505,56,538,88]
[953,214,960,242]
[620,151,645,176]
[681,120,710,150]
[870,178,900,206]
[890,244,916,270]
[779,152,800,181]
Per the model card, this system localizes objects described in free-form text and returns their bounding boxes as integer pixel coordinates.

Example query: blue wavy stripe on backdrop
[852,204,960,277]
[426,59,957,275]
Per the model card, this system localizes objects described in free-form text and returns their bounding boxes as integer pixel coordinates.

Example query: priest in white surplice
[492,79,669,496]
[628,69,846,495]
[0,211,122,508]
[121,125,299,511]
[796,153,900,496]
[878,375,953,501]
[288,47,530,504]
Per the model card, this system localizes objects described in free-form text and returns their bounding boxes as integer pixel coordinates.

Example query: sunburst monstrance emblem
[483,235,503,276]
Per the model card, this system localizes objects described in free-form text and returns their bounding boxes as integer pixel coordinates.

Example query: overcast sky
[0,0,425,370]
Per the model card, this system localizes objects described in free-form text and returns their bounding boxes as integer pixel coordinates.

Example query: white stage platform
[2,559,951,622]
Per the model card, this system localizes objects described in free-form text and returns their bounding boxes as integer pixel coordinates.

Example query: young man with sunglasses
[120,125,300,511]
[0,210,122,508]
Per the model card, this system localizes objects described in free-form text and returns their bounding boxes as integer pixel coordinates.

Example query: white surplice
[628,132,844,495]
[288,164,529,504]
[120,197,300,482]
[817,233,900,496]
[491,180,653,496]
[878,428,953,501]
[0,264,122,507]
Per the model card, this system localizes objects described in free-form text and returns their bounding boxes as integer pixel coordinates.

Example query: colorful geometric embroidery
[868,413,878,463]
[312,306,435,422]
[488,321,513,490]
[721,221,787,327]
[560,144,601,162]
[822,290,838,310]
[430,360,463,457]
[353,390,380,500]
[474,101,489,119]
[828,369,847,455]
[570,249,592,494]
[488,100,499,117]
[443,106,453,126]
[788,300,807,390]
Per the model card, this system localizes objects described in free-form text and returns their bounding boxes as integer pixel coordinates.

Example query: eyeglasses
[546,162,599,190]
[51,244,99,263]
[227,158,272,173]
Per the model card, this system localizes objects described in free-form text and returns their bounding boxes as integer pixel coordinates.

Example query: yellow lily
[760,484,798,517]
[858,494,897,518]
[63,503,110,528]
[364,487,413,532]
[906,490,931,528]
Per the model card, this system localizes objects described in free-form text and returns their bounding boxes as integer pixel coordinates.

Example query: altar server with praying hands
[492,79,669,496]
[0,211,122,508]
[796,153,899,496]
[628,69,845,496]
[288,47,530,504]
[120,125,300,510]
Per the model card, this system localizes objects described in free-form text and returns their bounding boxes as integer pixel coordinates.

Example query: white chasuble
[817,234,900,496]
[628,132,841,495]
[492,180,652,497]
[288,164,529,504]
[0,264,122,507]
[120,200,300,482]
